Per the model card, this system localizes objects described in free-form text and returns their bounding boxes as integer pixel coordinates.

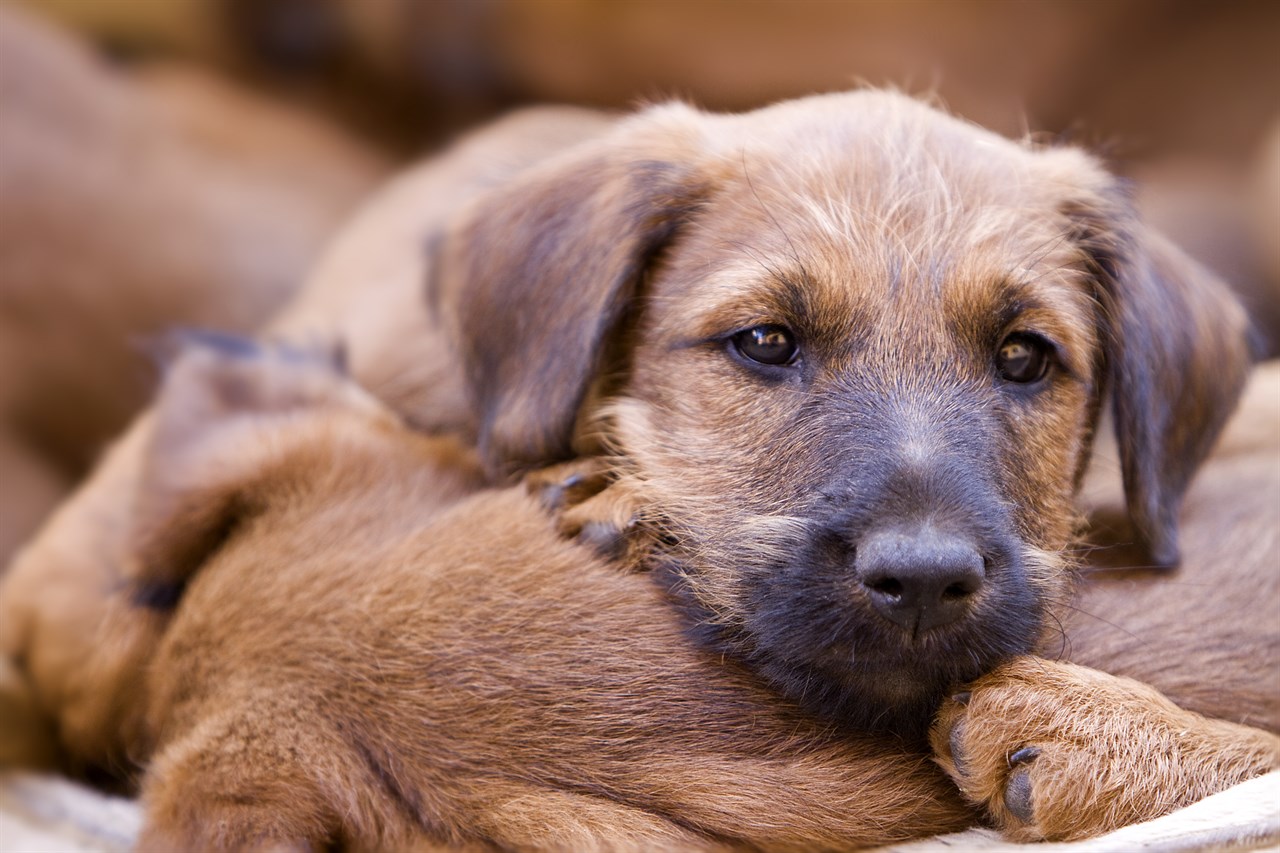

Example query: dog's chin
[742,638,1010,740]
[656,554,1042,739]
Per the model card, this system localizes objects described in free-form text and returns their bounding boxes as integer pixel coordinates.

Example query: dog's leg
[931,656,1280,841]
[137,696,714,852]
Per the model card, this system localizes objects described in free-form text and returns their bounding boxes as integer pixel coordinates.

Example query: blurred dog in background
[0,5,386,565]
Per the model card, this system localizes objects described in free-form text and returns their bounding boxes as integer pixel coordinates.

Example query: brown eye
[731,325,799,366]
[996,334,1051,383]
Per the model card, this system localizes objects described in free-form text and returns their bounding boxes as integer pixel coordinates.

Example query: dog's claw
[525,459,654,570]
[537,481,570,511]
[1007,745,1040,767]
[525,462,611,512]
[579,521,627,561]
[950,691,971,706]
[1004,767,1035,824]
[948,718,968,777]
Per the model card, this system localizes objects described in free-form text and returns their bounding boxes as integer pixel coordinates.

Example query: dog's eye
[731,325,799,366]
[996,333,1051,383]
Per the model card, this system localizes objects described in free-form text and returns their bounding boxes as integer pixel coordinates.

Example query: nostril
[867,576,903,598]
[942,577,980,600]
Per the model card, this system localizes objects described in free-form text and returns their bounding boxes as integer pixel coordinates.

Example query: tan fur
[0,91,1270,847]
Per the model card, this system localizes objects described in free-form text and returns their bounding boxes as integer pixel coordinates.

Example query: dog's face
[439,91,1251,731]
[609,131,1102,725]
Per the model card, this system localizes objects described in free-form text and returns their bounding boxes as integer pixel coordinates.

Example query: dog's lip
[809,634,987,684]
[814,614,1029,684]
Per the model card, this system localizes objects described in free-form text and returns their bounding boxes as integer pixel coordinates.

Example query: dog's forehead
[655,98,1096,355]
[712,99,1075,273]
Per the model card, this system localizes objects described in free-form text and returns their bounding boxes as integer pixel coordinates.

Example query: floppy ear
[435,105,713,478]
[129,333,387,599]
[1073,195,1253,568]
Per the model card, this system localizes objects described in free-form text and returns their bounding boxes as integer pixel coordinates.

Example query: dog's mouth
[654,532,1046,737]
[792,619,1038,735]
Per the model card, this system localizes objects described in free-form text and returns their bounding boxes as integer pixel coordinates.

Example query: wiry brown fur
[0,91,1272,847]
[428,90,1272,840]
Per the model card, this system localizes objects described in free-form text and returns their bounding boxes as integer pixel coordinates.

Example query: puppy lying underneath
[2,90,1277,845]
[109,341,977,850]
[15,339,1268,852]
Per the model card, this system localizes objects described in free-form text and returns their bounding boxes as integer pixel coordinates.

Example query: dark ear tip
[1144,534,1181,572]
[136,329,263,377]
[161,328,262,360]
[1245,322,1269,364]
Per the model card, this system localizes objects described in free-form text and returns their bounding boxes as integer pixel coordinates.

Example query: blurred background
[1,0,1278,565]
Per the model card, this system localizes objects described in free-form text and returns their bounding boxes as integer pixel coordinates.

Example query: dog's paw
[931,657,1280,841]
[525,460,654,568]
[526,458,615,514]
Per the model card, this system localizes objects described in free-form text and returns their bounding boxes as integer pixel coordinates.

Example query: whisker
[1058,602,1149,645]
[1043,608,1071,662]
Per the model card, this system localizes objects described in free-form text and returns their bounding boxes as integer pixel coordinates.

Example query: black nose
[857,527,985,634]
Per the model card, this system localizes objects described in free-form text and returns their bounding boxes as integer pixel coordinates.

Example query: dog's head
[438,91,1251,731]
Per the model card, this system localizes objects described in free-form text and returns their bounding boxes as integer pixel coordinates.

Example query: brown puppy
[119,341,974,851]
[1,91,1272,843]
[0,103,612,781]
[430,91,1252,732]
[423,91,1275,839]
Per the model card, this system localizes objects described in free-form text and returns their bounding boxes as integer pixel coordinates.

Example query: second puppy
[120,341,974,851]
[97,343,1280,850]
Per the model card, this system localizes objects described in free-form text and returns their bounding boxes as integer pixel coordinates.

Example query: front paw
[525,460,653,568]
[932,657,1280,841]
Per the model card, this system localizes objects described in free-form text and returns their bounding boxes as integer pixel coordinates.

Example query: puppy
[0,103,613,779]
[113,341,976,851]
[422,90,1276,839]
[2,90,1272,842]
[428,90,1253,731]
